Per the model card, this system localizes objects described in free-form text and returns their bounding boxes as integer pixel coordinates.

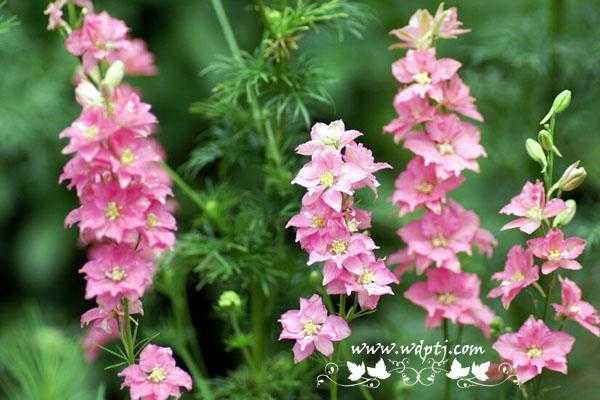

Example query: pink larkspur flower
[500,181,566,234]
[44,0,94,31]
[60,108,118,162]
[296,120,362,156]
[392,156,464,215]
[404,114,485,178]
[292,150,367,212]
[119,344,193,400]
[527,228,586,274]
[471,228,497,258]
[60,154,112,195]
[383,96,437,143]
[286,200,346,251]
[278,294,351,363]
[110,38,157,76]
[398,201,479,271]
[488,245,539,309]
[387,248,432,279]
[108,132,164,188]
[110,85,158,137]
[440,75,483,121]
[343,141,392,192]
[493,316,575,383]
[392,48,461,102]
[141,201,177,251]
[307,232,377,268]
[404,268,495,337]
[553,277,600,336]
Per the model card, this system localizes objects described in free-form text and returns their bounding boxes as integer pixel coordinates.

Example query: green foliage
[0,1,17,35]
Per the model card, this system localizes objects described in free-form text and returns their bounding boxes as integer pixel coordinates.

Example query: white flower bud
[525,138,547,172]
[102,60,125,92]
[558,161,586,192]
[553,199,576,227]
[75,81,103,108]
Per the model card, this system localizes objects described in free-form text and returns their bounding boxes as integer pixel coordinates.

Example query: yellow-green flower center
[120,148,136,166]
[84,126,99,140]
[526,206,542,220]
[329,239,348,256]
[105,201,121,220]
[437,142,455,155]
[146,213,159,228]
[511,272,525,282]
[311,215,326,228]
[548,249,561,261]
[345,218,359,232]
[431,234,447,248]
[438,292,456,305]
[105,266,127,282]
[147,366,167,383]
[322,136,342,149]
[359,270,375,285]
[416,181,434,194]
[303,320,321,336]
[319,171,335,187]
[413,71,432,85]
[526,346,543,358]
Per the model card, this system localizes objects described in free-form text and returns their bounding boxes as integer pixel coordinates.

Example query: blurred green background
[1,0,600,399]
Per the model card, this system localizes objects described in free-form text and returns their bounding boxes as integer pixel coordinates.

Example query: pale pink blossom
[110,39,157,76]
[119,344,193,400]
[553,277,600,336]
[108,133,164,188]
[471,228,497,258]
[286,200,346,251]
[60,108,118,162]
[404,268,495,337]
[278,294,351,363]
[392,156,464,215]
[296,120,362,156]
[141,201,177,251]
[392,48,461,102]
[384,96,437,142]
[387,248,432,279]
[488,245,539,309]
[343,141,392,191]
[493,316,575,383]
[110,85,158,137]
[404,114,485,178]
[398,201,479,271]
[527,229,586,274]
[440,75,483,121]
[307,232,377,268]
[44,0,94,31]
[500,181,566,234]
[60,154,111,194]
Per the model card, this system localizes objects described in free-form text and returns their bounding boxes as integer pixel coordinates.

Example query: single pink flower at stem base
[500,181,566,234]
[527,228,586,274]
[553,277,600,337]
[488,245,539,309]
[119,344,192,400]
[278,294,351,363]
[493,316,575,383]
[404,268,495,337]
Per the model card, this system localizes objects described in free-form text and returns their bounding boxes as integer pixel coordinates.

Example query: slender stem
[443,320,451,400]
[210,0,243,63]
[178,345,215,400]
[161,162,206,211]
[229,313,255,368]
[338,294,346,319]
[330,344,338,400]
[250,282,266,368]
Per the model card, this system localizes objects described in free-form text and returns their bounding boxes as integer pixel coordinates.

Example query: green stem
[66,0,77,28]
[330,344,338,400]
[250,282,267,368]
[120,300,135,365]
[161,162,206,211]
[338,294,346,319]
[210,0,243,63]
[171,287,208,375]
[443,320,451,400]
[178,345,215,400]
[229,312,255,368]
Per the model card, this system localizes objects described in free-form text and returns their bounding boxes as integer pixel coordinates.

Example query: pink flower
[387,248,432,279]
[44,0,94,31]
[488,245,539,309]
[278,294,351,363]
[493,316,575,383]
[392,49,461,102]
[440,75,483,121]
[527,229,586,274]
[110,39,157,76]
[60,154,111,195]
[500,181,566,234]
[342,141,392,192]
[384,96,437,143]
[108,133,164,188]
[404,114,485,178]
[296,120,362,156]
[292,150,367,211]
[65,12,130,71]
[553,277,600,336]
[307,232,377,268]
[471,228,497,258]
[141,201,177,251]
[119,344,193,400]
[398,201,479,271]
[79,243,154,306]
[60,108,118,162]
[286,200,346,251]
[404,268,495,337]
[110,85,158,137]
[392,157,464,215]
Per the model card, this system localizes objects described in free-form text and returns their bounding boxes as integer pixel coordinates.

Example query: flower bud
[553,199,576,227]
[309,270,322,287]
[75,81,103,107]
[217,290,242,310]
[102,60,125,91]
[537,130,553,151]
[558,161,586,191]
[525,138,547,172]
[552,90,572,114]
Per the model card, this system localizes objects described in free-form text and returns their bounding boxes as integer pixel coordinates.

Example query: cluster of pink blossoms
[490,180,597,383]
[280,120,396,362]
[47,1,191,399]
[384,5,496,336]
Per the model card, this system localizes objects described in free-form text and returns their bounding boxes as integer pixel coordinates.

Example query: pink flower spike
[527,229,586,274]
[307,233,377,268]
[296,120,362,156]
[119,344,193,400]
[493,316,575,383]
[440,75,483,121]
[404,114,485,179]
[488,245,539,309]
[278,294,351,363]
[110,85,158,137]
[404,268,494,337]
[60,108,118,162]
[500,181,566,234]
[553,277,600,336]
[110,38,157,76]
[384,96,437,143]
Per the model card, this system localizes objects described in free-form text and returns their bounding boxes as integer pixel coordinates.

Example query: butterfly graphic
[471,361,490,381]
[446,358,470,380]
[367,358,391,379]
[346,361,366,381]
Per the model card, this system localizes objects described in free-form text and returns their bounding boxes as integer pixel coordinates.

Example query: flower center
[416,181,434,194]
[120,149,136,166]
[105,266,127,282]
[413,71,432,85]
[105,201,121,220]
[437,142,454,155]
[547,249,561,261]
[526,206,542,220]
[511,272,525,282]
[84,126,99,140]
[568,305,580,314]
[322,136,342,149]
[329,239,348,256]
[319,171,335,187]
[345,218,359,232]
[147,366,167,383]
[431,234,447,248]
[359,270,375,285]
[303,320,321,336]
[438,292,456,305]
[526,346,543,358]
[311,215,326,228]
[146,213,159,228]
